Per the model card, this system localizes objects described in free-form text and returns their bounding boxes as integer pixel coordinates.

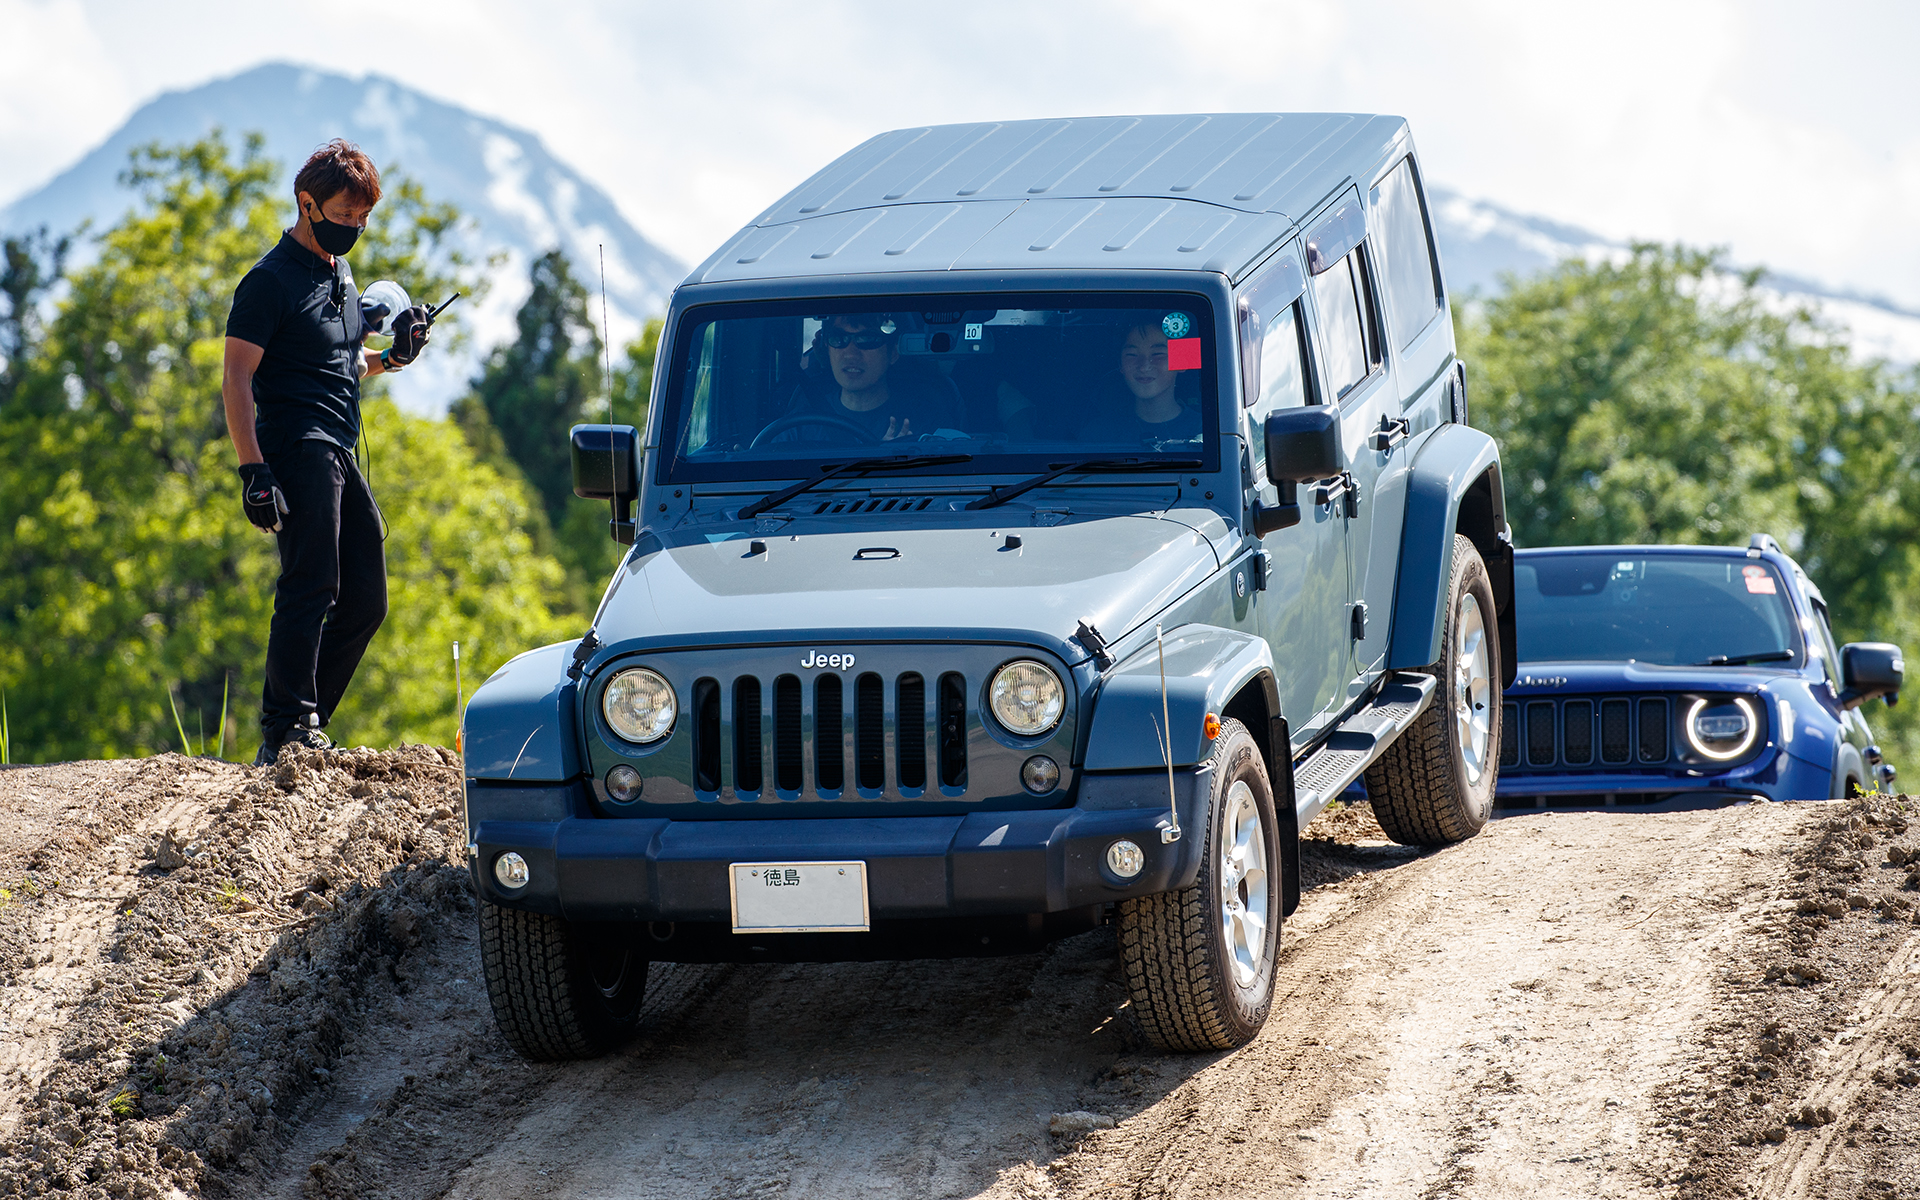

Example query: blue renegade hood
[589,508,1226,659]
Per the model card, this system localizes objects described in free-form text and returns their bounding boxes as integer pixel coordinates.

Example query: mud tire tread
[1118,720,1277,1053]
[1366,534,1501,848]
[479,901,642,1062]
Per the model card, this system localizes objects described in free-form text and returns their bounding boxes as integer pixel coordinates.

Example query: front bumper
[467,769,1210,921]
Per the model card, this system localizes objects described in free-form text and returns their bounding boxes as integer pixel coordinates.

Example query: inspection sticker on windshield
[1743,566,1777,595]
[730,861,870,933]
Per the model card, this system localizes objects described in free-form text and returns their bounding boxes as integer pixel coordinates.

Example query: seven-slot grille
[1500,696,1674,770]
[692,669,968,797]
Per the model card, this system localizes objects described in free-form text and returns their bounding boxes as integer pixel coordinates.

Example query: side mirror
[1840,642,1904,709]
[1264,406,1342,485]
[570,424,640,544]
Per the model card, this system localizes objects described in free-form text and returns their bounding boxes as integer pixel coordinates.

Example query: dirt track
[2,750,1918,1199]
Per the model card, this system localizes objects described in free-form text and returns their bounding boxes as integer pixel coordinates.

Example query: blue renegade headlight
[1685,696,1758,761]
[604,667,676,744]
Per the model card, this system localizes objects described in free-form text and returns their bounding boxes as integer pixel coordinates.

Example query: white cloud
[4,0,1919,307]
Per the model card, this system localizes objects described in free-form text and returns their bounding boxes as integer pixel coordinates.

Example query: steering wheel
[749,413,882,448]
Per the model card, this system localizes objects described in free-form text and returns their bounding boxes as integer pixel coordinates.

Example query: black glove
[388,305,431,366]
[238,462,288,533]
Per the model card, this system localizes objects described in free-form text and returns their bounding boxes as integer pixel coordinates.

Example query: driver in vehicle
[1080,322,1201,444]
[774,314,963,443]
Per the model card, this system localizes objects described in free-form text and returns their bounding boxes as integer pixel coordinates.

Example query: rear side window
[1369,158,1442,349]
[1311,250,1380,399]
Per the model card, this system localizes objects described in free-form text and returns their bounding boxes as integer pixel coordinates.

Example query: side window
[1310,249,1381,400]
[1369,157,1442,349]
[1245,302,1309,479]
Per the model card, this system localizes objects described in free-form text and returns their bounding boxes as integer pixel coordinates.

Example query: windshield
[1515,552,1802,666]
[659,293,1220,482]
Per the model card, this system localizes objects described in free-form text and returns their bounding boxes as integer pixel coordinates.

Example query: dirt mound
[0,746,467,1200]
[1657,793,1920,1198]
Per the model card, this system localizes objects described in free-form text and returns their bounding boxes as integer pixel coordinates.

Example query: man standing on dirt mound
[222,140,432,765]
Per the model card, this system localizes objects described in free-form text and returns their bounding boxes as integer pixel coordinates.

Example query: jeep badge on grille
[800,651,856,671]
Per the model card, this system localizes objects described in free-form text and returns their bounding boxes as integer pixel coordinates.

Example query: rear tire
[479,902,646,1061]
[1118,719,1281,1052]
[1365,534,1502,846]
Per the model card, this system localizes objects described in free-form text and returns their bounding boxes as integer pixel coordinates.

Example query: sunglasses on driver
[821,329,894,351]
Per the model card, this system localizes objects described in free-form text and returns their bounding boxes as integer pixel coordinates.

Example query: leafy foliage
[1460,244,1920,765]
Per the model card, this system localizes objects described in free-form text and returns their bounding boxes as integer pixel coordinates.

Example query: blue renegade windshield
[658,292,1221,482]
[1515,552,1803,667]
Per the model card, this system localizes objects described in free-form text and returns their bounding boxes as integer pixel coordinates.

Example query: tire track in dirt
[1038,803,1811,1200]
[0,760,237,1141]
[1752,931,1920,1197]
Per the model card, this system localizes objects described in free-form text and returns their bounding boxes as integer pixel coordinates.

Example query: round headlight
[989,660,1065,736]
[1685,697,1758,761]
[604,667,676,744]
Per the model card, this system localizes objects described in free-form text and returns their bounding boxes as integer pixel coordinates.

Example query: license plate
[729,861,870,933]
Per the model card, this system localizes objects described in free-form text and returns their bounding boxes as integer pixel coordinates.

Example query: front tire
[1365,534,1502,846]
[479,902,646,1061]
[1118,718,1281,1052]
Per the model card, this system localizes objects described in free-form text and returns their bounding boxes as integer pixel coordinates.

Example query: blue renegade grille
[1500,695,1673,770]
[587,644,1079,814]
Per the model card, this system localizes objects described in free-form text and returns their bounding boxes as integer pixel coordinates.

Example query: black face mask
[304,200,362,256]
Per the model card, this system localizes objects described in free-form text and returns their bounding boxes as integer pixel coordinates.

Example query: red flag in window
[1167,337,1202,371]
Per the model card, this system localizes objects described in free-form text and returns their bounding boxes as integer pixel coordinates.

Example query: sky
[4,0,1919,308]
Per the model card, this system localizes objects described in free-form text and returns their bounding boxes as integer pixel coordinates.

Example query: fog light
[606,764,643,801]
[1021,755,1060,793]
[493,851,529,890]
[1106,840,1145,879]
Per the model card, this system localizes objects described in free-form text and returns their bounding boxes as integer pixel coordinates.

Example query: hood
[591,509,1223,660]
[1507,660,1802,697]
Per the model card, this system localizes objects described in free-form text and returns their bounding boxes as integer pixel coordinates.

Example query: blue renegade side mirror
[1840,642,1905,709]
[571,424,640,544]
[1264,406,1342,484]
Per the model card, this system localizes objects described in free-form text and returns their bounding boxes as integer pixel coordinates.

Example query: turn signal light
[1203,712,1222,740]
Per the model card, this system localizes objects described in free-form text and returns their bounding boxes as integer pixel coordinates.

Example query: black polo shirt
[225,232,365,456]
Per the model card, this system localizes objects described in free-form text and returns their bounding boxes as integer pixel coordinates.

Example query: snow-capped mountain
[8,69,1916,415]
[0,63,685,414]
[1428,186,1920,364]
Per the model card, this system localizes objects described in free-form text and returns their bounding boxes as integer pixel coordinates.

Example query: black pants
[260,439,387,737]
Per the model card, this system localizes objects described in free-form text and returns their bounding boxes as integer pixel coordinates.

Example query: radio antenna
[598,243,614,422]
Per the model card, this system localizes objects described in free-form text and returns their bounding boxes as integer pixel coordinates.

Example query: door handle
[1312,472,1361,518]
[1369,415,1409,452]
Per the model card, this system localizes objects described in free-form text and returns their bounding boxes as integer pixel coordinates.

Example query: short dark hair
[294,139,382,208]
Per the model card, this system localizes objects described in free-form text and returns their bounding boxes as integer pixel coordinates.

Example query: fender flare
[1080,625,1298,914]
[1082,625,1278,770]
[463,640,583,783]
[1385,424,1517,686]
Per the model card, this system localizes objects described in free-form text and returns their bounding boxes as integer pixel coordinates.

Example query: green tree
[0,226,70,408]
[1460,243,1920,766]
[0,131,569,761]
[452,252,661,609]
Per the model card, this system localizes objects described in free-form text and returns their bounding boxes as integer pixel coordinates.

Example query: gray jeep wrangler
[462,113,1514,1059]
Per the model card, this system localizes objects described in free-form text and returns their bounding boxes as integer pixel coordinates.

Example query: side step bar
[1292,672,1438,829]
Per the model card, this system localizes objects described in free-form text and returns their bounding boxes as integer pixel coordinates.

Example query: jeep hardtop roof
[688,113,1411,286]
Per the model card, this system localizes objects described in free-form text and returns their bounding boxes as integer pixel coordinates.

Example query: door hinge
[1369,414,1410,452]
[1350,602,1368,641]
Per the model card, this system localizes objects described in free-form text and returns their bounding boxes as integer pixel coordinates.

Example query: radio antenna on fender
[1156,622,1182,844]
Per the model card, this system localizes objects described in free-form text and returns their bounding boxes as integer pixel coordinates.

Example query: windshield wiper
[1696,649,1796,666]
[966,457,1203,511]
[736,454,973,520]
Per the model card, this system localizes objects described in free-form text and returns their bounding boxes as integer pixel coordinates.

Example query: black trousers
[260,439,387,737]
